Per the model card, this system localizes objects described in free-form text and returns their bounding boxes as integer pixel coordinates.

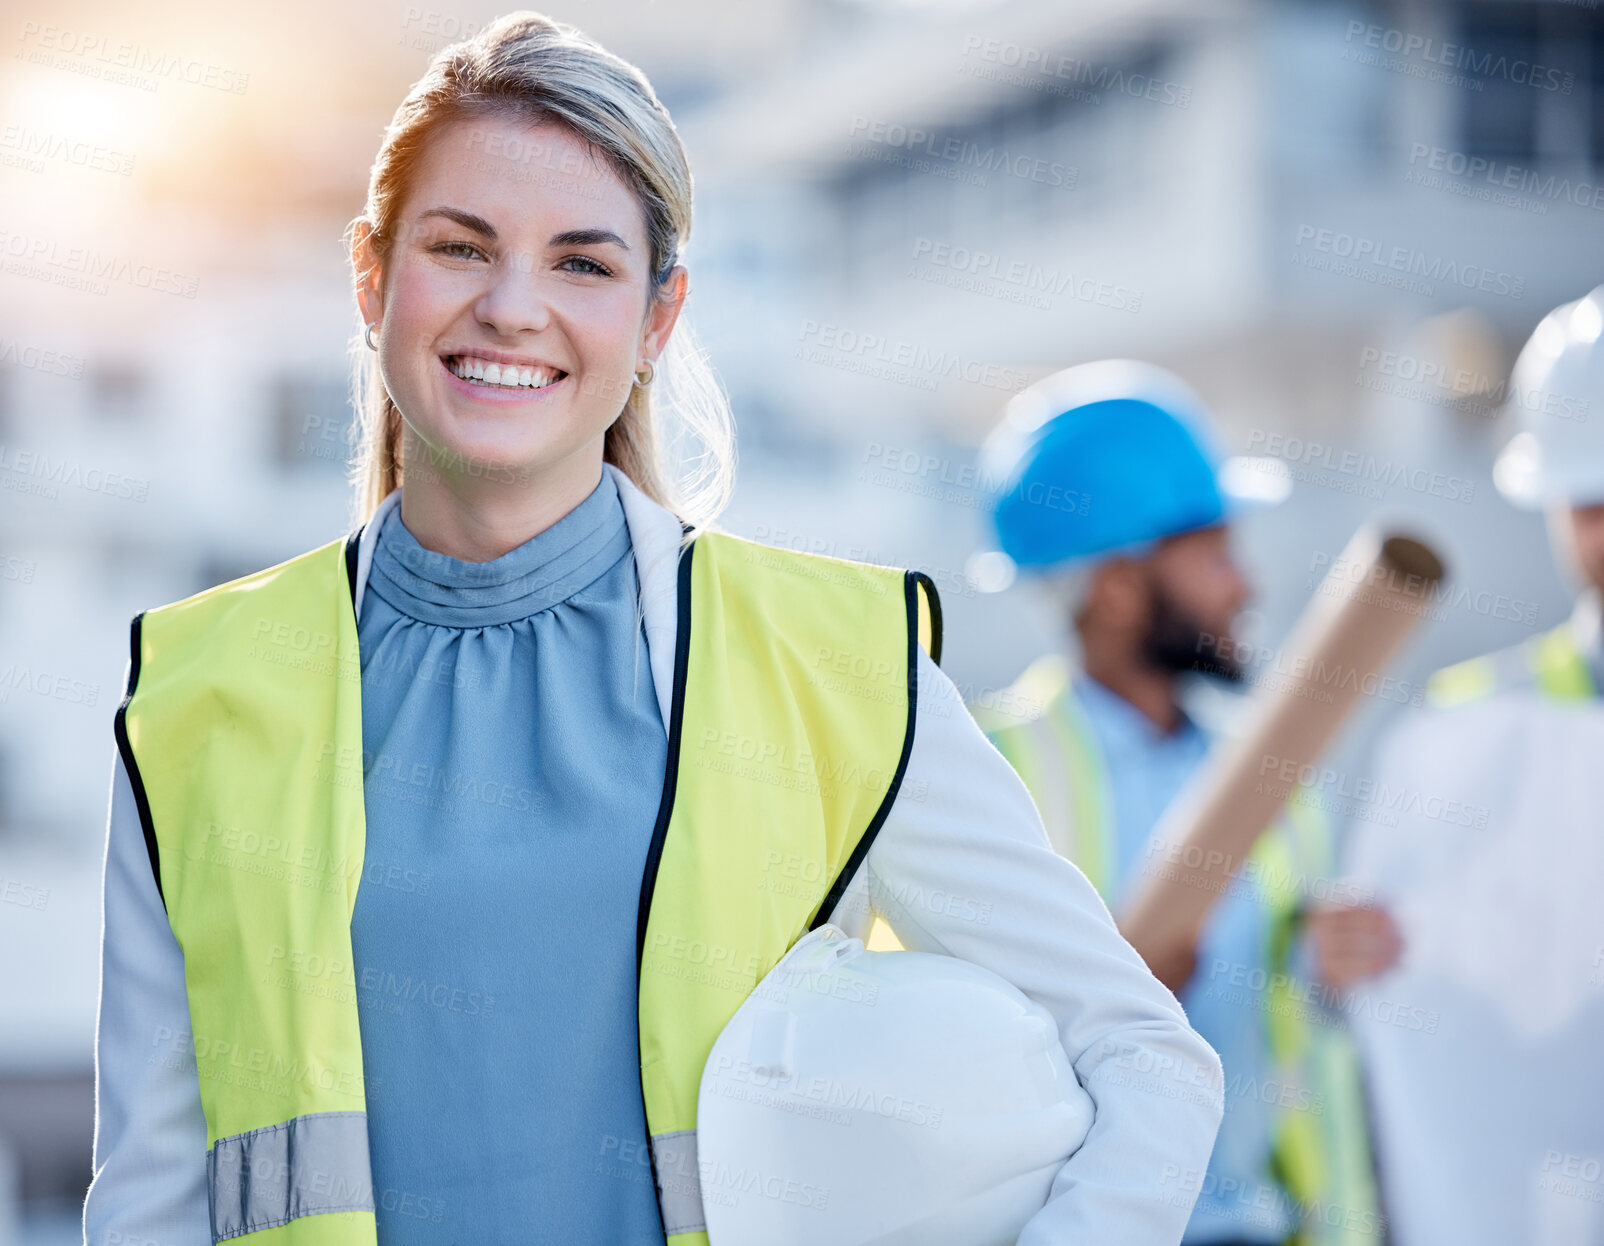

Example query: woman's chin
[408,429,598,488]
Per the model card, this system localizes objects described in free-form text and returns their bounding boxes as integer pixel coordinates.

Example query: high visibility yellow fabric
[118,539,373,1170]
[979,655,1112,892]
[637,532,931,1244]
[1424,654,1497,709]
[1426,621,1596,708]
[976,660,1380,1246]
[116,521,938,1246]
[1260,795,1382,1246]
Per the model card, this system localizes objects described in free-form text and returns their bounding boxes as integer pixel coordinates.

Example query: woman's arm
[850,646,1225,1246]
[82,746,212,1245]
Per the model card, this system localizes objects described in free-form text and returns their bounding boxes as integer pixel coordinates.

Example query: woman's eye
[432,241,484,261]
[561,255,612,277]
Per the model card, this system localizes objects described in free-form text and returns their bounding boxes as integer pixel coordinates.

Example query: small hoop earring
[364,321,379,352]
[634,359,655,388]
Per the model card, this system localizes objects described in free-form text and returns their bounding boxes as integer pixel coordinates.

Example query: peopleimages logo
[909,237,1143,313]
[1195,631,1429,708]
[1355,346,1590,423]
[0,227,200,298]
[1342,21,1575,94]
[957,35,1193,109]
[1258,754,1490,830]
[846,117,1077,190]
[1292,224,1524,299]
[1407,144,1604,213]
[1161,1166,1389,1239]
[15,22,251,94]
[1308,548,1541,628]
[1244,429,1475,505]
[0,124,136,175]
[798,320,1029,394]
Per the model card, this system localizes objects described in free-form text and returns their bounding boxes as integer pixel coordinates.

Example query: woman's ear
[640,263,688,362]
[351,220,384,327]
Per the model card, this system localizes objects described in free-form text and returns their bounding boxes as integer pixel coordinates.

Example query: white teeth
[447,356,563,390]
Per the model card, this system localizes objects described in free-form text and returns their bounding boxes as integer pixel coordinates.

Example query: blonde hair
[342,11,735,536]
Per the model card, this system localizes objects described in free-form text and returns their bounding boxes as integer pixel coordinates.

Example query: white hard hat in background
[696,924,1097,1246]
[1493,283,1604,509]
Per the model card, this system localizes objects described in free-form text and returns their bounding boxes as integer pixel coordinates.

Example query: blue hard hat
[981,360,1289,573]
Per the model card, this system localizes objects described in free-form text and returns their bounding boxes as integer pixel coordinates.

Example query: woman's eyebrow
[416,208,630,253]
[419,206,498,238]
[549,227,630,251]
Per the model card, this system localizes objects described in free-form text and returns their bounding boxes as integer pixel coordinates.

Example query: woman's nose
[474,257,556,336]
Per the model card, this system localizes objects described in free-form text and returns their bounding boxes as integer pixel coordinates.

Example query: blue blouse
[351,468,669,1243]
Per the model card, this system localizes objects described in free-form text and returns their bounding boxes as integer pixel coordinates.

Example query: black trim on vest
[636,530,695,974]
[112,611,165,909]
[809,569,925,931]
[343,526,362,621]
[633,526,694,1233]
[911,569,944,666]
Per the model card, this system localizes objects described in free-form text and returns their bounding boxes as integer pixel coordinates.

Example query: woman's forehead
[403,115,645,243]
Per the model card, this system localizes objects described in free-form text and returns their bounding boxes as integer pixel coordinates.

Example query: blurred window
[1457,3,1597,169]
[830,41,1173,286]
[1592,19,1604,168]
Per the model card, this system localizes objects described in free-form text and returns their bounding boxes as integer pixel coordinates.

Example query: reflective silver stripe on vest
[207,1110,375,1242]
[651,1129,705,1236]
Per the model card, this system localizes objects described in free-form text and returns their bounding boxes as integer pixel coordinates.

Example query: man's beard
[1140,582,1243,681]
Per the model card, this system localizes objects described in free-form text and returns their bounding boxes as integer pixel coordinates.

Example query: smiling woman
[84,12,1227,1246]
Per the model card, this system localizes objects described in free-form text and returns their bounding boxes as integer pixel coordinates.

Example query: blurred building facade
[686,0,1604,689]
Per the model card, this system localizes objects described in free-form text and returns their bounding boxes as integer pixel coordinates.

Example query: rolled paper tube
[1117,526,1447,985]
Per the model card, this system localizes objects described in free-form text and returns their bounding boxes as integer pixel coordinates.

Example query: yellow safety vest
[114,517,940,1245]
[977,655,1381,1246]
[1425,620,1597,708]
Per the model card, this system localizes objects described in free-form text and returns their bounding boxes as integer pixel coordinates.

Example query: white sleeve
[82,743,212,1245]
[846,646,1224,1246]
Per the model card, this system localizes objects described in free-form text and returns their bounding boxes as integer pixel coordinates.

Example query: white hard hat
[1493,284,1604,508]
[696,923,1096,1246]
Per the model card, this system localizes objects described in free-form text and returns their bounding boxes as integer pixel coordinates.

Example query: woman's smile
[439,352,571,404]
